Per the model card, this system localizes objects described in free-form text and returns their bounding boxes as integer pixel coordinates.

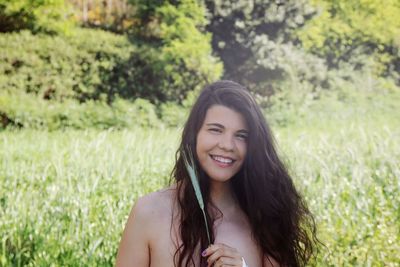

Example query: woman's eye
[236,133,248,140]
[208,128,222,133]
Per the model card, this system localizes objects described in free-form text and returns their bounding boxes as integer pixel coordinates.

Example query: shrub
[112,98,161,128]
[204,0,318,96]
[118,0,223,103]
[0,0,75,34]
[0,91,162,130]
[297,0,400,82]
[159,102,188,127]
[0,29,134,102]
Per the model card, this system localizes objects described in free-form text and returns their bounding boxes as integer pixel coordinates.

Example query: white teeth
[212,156,233,164]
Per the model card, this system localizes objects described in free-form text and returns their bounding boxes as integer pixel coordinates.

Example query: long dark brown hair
[171,80,318,266]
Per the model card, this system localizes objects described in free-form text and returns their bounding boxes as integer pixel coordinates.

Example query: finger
[213,256,241,267]
[206,249,224,267]
[204,243,238,256]
[206,247,240,267]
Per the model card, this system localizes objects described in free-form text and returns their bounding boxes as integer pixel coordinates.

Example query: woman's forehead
[202,105,248,131]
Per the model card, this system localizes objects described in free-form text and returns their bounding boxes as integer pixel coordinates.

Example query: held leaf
[182,146,211,245]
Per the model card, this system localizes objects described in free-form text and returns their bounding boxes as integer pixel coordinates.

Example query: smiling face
[196,105,248,183]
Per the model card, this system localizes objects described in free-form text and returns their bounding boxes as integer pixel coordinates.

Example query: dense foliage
[204,0,400,107]
[0,29,170,129]
[298,0,400,80]
[121,0,222,103]
[0,91,164,130]
[204,0,326,96]
[0,29,133,101]
[0,0,74,34]
[1,0,399,130]
[0,0,222,105]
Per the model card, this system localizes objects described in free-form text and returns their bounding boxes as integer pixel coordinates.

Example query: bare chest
[148,214,262,267]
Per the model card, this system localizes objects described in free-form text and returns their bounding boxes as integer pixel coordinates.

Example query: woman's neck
[209,181,238,216]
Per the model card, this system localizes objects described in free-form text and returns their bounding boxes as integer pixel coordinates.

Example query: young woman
[116,80,318,267]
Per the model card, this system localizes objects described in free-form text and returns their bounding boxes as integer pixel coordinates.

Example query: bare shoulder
[128,185,177,229]
[140,186,176,218]
[116,185,177,267]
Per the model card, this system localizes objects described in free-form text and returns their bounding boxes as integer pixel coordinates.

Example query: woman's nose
[218,134,235,151]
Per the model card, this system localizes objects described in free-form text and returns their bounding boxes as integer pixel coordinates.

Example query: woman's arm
[116,197,151,267]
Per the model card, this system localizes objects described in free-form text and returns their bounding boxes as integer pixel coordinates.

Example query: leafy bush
[0,0,75,34]
[112,98,161,128]
[0,92,162,130]
[248,37,328,96]
[0,29,134,102]
[204,0,319,96]
[297,0,400,80]
[0,27,202,130]
[159,102,188,127]
[119,0,223,103]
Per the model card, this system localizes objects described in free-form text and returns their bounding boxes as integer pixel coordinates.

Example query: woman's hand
[202,243,245,267]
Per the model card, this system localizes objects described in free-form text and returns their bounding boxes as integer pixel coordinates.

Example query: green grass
[281,126,399,266]
[0,90,399,266]
[0,129,179,266]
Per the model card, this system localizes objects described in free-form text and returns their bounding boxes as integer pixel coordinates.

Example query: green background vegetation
[0,0,399,266]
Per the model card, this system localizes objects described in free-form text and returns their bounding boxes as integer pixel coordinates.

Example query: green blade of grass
[182,146,211,245]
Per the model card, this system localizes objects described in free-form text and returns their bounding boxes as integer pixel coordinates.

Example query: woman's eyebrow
[206,123,248,133]
[206,123,224,128]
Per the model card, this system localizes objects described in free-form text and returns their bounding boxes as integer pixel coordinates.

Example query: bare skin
[116,184,278,267]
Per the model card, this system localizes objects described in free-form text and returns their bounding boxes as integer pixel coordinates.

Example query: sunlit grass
[0,129,179,266]
[279,126,400,266]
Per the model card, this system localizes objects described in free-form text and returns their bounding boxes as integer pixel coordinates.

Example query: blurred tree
[112,0,222,103]
[298,0,400,80]
[204,0,322,96]
[0,0,74,34]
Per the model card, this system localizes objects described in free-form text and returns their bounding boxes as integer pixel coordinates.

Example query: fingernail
[201,249,207,257]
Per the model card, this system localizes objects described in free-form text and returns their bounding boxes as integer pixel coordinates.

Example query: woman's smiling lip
[210,154,236,160]
[209,154,236,167]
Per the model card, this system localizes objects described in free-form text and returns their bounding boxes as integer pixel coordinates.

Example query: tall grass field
[1,91,399,266]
